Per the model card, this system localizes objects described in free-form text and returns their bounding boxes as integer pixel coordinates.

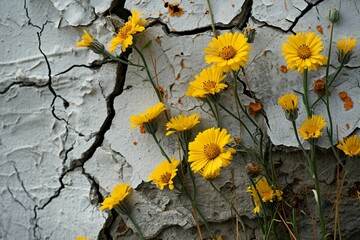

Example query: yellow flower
[337,134,360,157]
[76,30,105,54]
[148,158,180,190]
[129,102,166,131]
[278,93,298,112]
[100,183,132,211]
[282,32,327,73]
[110,9,147,52]
[204,32,252,72]
[336,37,356,64]
[188,128,235,179]
[186,66,227,98]
[76,30,93,47]
[298,115,326,140]
[247,177,280,214]
[166,113,200,136]
[76,237,90,240]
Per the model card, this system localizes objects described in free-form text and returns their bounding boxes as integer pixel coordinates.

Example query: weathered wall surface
[0,0,359,239]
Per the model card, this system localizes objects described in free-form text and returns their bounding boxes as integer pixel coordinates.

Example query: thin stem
[216,101,256,144]
[133,45,170,120]
[204,97,220,128]
[181,135,197,200]
[206,0,217,38]
[302,69,312,117]
[103,50,143,67]
[210,181,248,239]
[310,140,326,239]
[291,120,310,161]
[151,133,171,162]
[127,213,146,240]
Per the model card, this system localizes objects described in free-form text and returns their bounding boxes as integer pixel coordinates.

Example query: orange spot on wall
[345,123,350,129]
[339,91,353,111]
[248,102,263,116]
[280,65,288,73]
[133,141,138,145]
[140,125,146,134]
[316,25,324,34]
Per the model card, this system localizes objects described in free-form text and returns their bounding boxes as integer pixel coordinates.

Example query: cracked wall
[1,0,359,239]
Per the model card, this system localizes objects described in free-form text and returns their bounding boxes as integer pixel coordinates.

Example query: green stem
[216,101,257,144]
[291,120,310,161]
[151,133,171,162]
[302,69,312,117]
[133,45,170,120]
[233,71,264,162]
[310,140,326,239]
[127,213,146,240]
[181,135,197,200]
[210,181,248,239]
[206,0,217,38]
[204,97,220,128]
[103,50,142,67]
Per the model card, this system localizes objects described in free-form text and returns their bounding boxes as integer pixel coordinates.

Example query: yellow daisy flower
[336,37,356,64]
[298,115,326,140]
[282,32,327,73]
[278,93,298,112]
[76,30,105,54]
[110,9,147,52]
[337,134,360,157]
[204,32,252,72]
[186,66,227,98]
[129,102,166,131]
[76,30,93,47]
[100,183,132,211]
[166,113,200,136]
[148,158,180,190]
[247,177,280,214]
[188,128,235,179]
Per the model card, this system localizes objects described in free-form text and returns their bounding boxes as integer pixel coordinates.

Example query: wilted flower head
[166,113,200,136]
[204,32,252,72]
[282,32,327,73]
[76,30,105,54]
[336,37,356,65]
[100,183,132,214]
[248,102,262,116]
[148,158,180,190]
[298,115,326,140]
[246,162,261,178]
[129,102,166,134]
[186,66,227,98]
[278,93,298,121]
[242,26,256,43]
[110,9,147,52]
[337,134,360,157]
[188,128,236,180]
[313,79,326,96]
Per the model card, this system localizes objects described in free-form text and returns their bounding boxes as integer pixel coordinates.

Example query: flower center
[306,126,319,135]
[160,172,172,183]
[119,24,132,39]
[203,80,216,92]
[220,46,236,60]
[348,145,359,154]
[204,143,220,160]
[297,45,311,59]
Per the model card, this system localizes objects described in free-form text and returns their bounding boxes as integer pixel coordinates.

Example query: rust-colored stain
[280,65,288,73]
[346,123,350,129]
[248,102,263,116]
[180,59,185,69]
[316,25,324,34]
[165,2,184,17]
[339,91,353,110]
[175,73,180,80]
[140,125,146,134]
[133,141,138,145]
[178,97,183,104]
[313,79,325,95]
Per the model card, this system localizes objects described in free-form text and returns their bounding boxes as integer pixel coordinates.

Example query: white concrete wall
[1,0,359,239]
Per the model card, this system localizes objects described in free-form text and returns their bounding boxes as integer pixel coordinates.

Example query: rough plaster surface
[1,0,359,239]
